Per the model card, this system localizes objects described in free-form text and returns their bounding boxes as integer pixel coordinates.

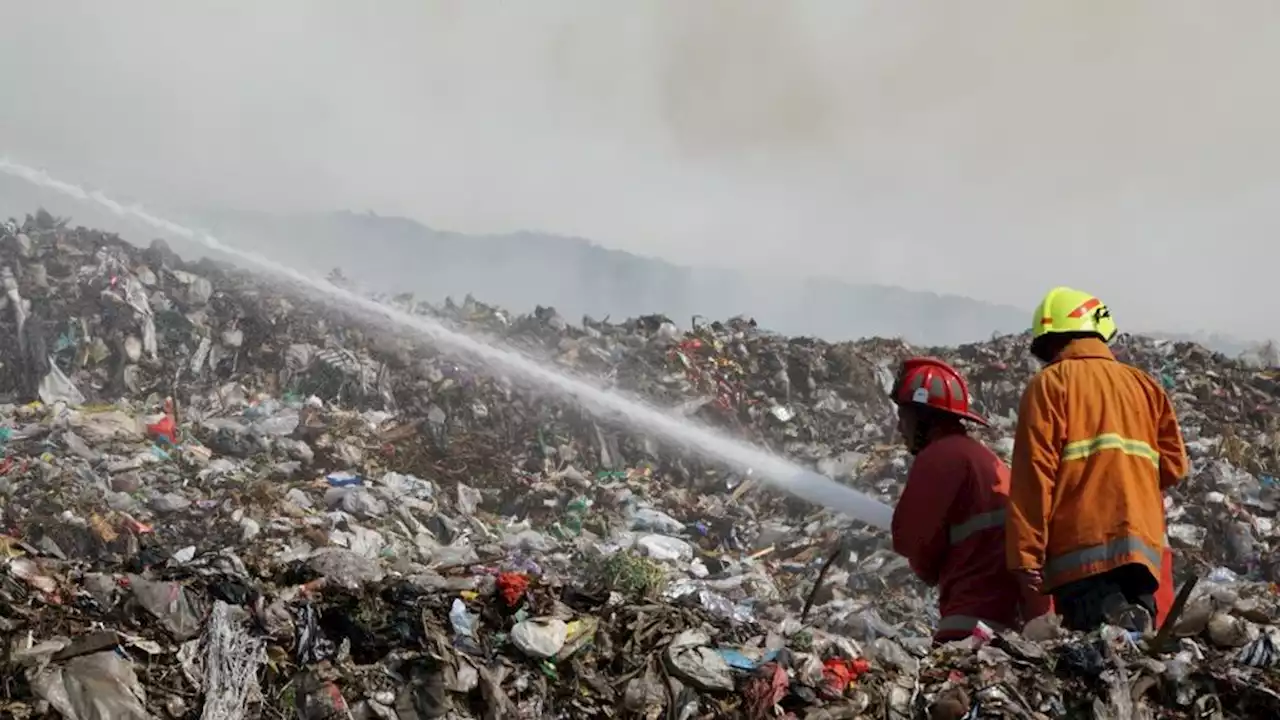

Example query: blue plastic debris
[717,647,779,670]
[326,471,363,487]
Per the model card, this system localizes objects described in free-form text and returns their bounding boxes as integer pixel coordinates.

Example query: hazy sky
[2,1,1279,338]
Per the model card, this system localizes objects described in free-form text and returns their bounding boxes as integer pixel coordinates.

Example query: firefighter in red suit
[889,357,1045,642]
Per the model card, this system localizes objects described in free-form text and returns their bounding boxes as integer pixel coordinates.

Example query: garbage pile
[0,211,1278,718]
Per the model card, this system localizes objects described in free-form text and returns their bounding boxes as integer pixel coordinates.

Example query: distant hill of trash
[198,208,1033,346]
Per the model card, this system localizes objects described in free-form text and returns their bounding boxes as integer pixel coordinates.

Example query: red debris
[145,414,177,444]
[496,572,530,607]
[744,662,790,719]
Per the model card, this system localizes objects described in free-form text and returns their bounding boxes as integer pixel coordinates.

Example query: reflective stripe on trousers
[949,508,1006,545]
[937,615,1006,634]
[1061,433,1159,467]
[1044,535,1164,587]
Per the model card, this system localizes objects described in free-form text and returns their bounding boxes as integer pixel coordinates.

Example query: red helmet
[890,357,988,426]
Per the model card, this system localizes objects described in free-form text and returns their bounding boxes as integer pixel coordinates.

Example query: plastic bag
[38,360,86,407]
[664,630,734,691]
[128,575,203,641]
[30,651,152,720]
[511,618,567,658]
[449,598,478,638]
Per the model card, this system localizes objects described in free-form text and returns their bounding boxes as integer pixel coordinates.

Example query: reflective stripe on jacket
[1007,338,1189,591]
[892,432,1022,639]
[950,509,1006,545]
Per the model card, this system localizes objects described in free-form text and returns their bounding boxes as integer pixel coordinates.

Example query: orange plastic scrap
[820,658,870,698]
[118,514,153,535]
[299,578,327,598]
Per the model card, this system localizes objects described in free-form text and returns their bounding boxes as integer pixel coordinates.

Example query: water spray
[0,157,896,531]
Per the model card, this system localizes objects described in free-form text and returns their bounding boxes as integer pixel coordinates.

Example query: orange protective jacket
[893,431,1022,641]
[1006,338,1189,591]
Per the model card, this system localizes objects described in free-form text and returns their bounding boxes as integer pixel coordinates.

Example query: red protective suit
[1155,547,1175,626]
[892,430,1023,642]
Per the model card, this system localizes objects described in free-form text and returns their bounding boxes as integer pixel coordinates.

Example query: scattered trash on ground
[0,212,1278,717]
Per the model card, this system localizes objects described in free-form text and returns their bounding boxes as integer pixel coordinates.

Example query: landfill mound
[0,211,1278,719]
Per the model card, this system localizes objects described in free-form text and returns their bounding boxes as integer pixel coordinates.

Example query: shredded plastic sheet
[200,601,265,720]
[39,357,86,406]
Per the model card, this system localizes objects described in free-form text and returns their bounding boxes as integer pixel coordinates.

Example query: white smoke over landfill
[0,1,1278,339]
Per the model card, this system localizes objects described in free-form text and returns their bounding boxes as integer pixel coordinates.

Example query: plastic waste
[38,361,86,407]
[0,203,1273,716]
[628,507,685,534]
[637,534,694,562]
[665,629,734,692]
[325,471,363,487]
[510,618,568,658]
[449,598,479,638]
[200,601,265,720]
[128,575,204,641]
[30,651,152,720]
[306,548,385,589]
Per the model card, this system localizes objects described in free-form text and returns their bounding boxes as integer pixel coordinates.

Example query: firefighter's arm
[1155,386,1189,490]
[1007,373,1062,573]
[892,451,960,587]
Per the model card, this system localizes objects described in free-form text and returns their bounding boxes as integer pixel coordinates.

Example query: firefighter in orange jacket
[889,357,1023,642]
[1007,287,1188,632]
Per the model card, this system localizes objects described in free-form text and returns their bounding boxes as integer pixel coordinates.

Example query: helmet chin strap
[908,415,933,456]
[907,409,967,455]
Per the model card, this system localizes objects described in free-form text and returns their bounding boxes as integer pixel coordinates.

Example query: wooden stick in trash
[802,539,844,622]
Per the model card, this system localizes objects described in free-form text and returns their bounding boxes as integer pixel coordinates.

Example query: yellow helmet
[1031,286,1118,342]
